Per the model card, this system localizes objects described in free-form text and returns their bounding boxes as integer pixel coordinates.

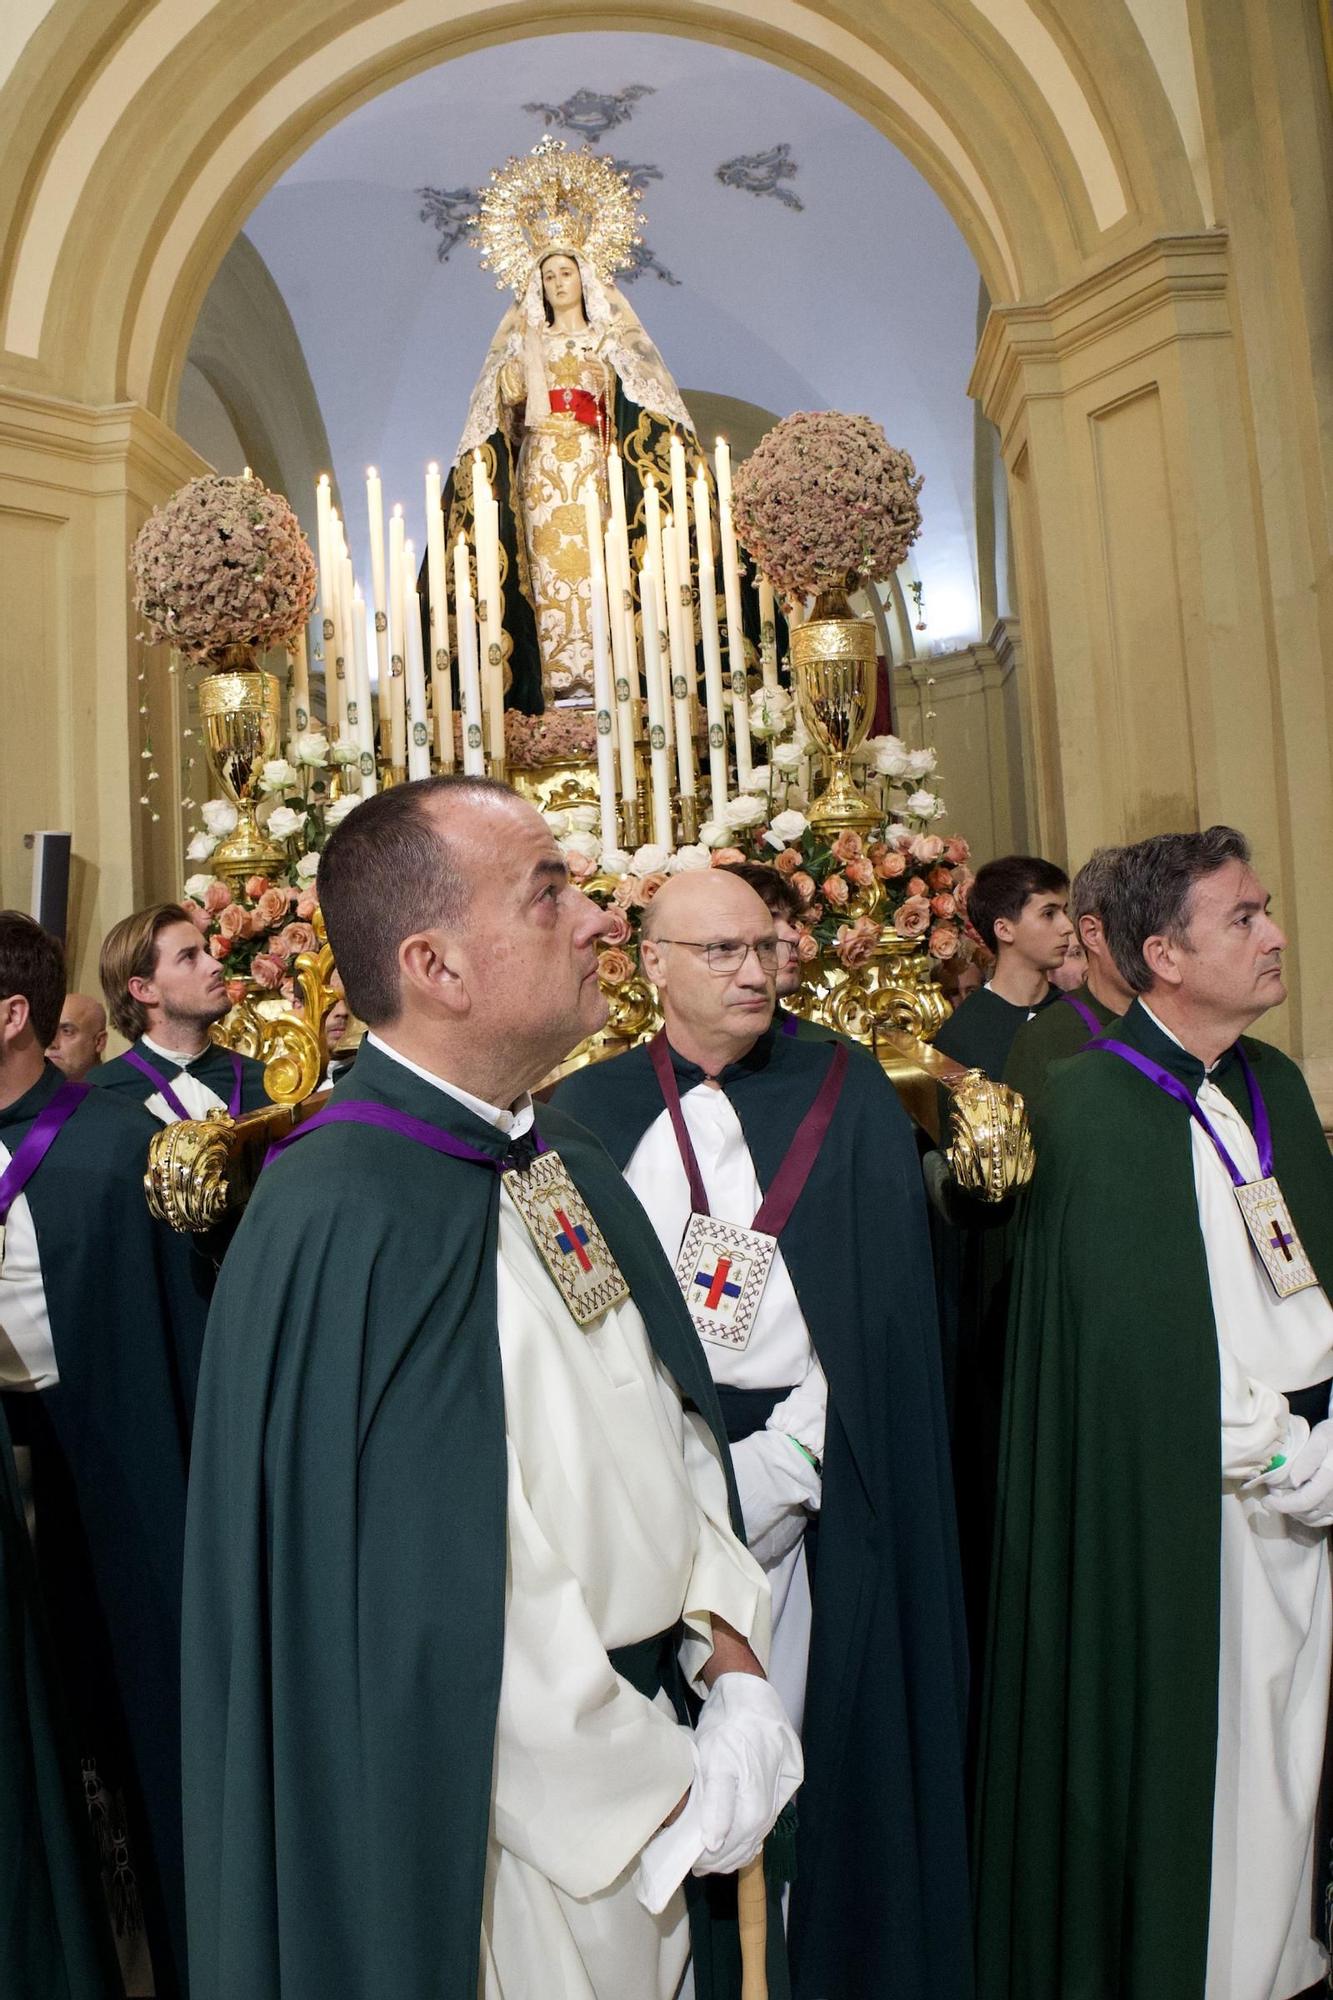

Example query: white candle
[668,434,697,675]
[335,546,357,748]
[402,541,432,781]
[639,552,674,848]
[315,475,339,732]
[350,584,377,795]
[642,477,673,757]
[478,496,505,768]
[714,436,733,512]
[719,496,752,788]
[328,511,350,741]
[424,462,453,770]
[759,575,779,689]
[386,506,409,766]
[692,470,729,815]
[453,533,485,776]
[365,468,391,712]
[605,526,638,809]
[661,519,697,802]
[582,484,619,852]
[288,626,311,737]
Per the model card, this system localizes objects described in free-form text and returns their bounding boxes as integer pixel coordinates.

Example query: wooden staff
[738,1852,767,1999]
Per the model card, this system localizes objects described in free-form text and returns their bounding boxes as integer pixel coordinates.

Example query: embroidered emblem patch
[502,1149,630,1326]
[1234,1177,1320,1300]
[673,1213,777,1350]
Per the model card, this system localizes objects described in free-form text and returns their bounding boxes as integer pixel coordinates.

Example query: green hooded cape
[554,1027,974,2000]
[91,1037,269,1116]
[181,1040,784,2000]
[975,1001,1333,1999]
[1001,983,1115,1110]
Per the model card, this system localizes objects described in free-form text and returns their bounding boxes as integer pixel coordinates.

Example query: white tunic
[0,1137,57,1389]
[625,1082,824,1733]
[137,1035,232,1125]
[1188,1066,1333,2000]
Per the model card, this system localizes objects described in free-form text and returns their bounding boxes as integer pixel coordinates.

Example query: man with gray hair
[976,826,1333,2000]
[1002,845,1136,1110]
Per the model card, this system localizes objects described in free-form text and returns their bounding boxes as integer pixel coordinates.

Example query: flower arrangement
[131,472,317,664]
[179,873,321,1002]
[456,707,599,767]
[731,411,923,606]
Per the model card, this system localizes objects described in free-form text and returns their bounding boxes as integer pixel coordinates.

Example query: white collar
[366,1033,534,1137]
[1140,1000,1223,1077]
[141,1031,211,1068]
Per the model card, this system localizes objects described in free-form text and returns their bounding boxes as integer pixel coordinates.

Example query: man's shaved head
[640,869,777,1069]
[47,990,108,1080]
[641,868,773,944]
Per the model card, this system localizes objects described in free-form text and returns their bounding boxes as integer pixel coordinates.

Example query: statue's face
[541,254,582,314]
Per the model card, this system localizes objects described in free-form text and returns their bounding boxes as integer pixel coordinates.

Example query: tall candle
[668,434,697,675]
[335,545,357,747]
[328,511,350,740]
[758,575,779,689]
[402,541,431,781]
[365,468,391,714]
[582,483,619,852]
[424,461,453,769]
[350,584,377,795]
[714,436,733,511]
[639,552,674,848]
[719,496,753,788]
[692,470,729,816]
[478,497,505,768]
[605,526,638,809]
[315,475,339,731]
[453,533,485,776]
[387,505,408,766]
[288,626,310,737]
[661,519,697,803]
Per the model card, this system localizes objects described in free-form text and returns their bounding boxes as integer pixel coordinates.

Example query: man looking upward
[182,778,800,2000]
[556,868,971,2000]
[92,904,267,1121]
[977,827,1333,2000]
[46,993,107,1081]
[934,853,1073,1077]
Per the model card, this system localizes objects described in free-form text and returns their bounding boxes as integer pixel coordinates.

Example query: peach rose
[928,865,953,891]
[822,872,850,908]
[224,977,249,1004]
[564,848,597,885]
[834,915,880,969]
[601,906,633,947]
[831,831,864,864]
[296,893,319,921]
[251,952,284,990]
[930,892,957,919]
[203,880,232,915]
[907,875,929,898]
[709,847,746,869]
[611,876,639,911]
[182,899,211,935]
[245,875,273,900]
[910,834,945,865]
[894,830,917,853]
[791,872,817,906]
[218,902,248,940]
[894,895,931,938]
[276,921,318,959]
[845,857,876,889]
[597,946,636,989]
[929,923,960,960]
[875,850,907,880]
[254,887,288,930]
[944,838,971,866]
[774,847,804,878]
[636,872,669,907]
[796,929,820,963]
[208,934,228,959]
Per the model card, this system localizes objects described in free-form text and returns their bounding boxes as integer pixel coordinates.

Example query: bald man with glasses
[554,869,971,2000]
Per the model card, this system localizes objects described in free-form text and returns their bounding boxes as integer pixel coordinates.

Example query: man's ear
[0,992,31,1048]
[640,936,667,988]
[991,916,1015,949]
[1141,931,1183,989]
[1078,913,1103,953]
[398,930,468,1017]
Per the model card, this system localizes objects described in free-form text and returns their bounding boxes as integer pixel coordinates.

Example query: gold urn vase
[198,655,287,892]
[791,594,880,833]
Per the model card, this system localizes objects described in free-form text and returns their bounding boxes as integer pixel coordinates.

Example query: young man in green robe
[1003,845,1134,1109]
[91,903,267,1121]
[181,778,802,2000]
[554,868,972,2000]
[933,853,1073,1076]
[977,826,1333,2000]
[0,910,214,1998]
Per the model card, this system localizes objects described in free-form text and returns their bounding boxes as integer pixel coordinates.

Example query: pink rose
[845,858,876,888]
[254,887,288,929]
[296,893,319,920]
[218,902,248,940]
[635,871,669,907]
[612,876,639,911]
[203,880,232,914]
[245,874,272,900]
[251,952,284,990]
[894,895,931,938]
[944,838,970,866]
[224,978,248,1004]
[597,946,636,989]
[831,831,864,864]
[796,930,820,963]
[564,848,597,885]
[774,847,803,878]
[601,906,633,947]
[930,892,957,919]
[276,921,317,959]
[894,830,916,854]
[182,898,211,935]
[929,924,960,960]
[208,934,228,959]
[791,872,816,906]
[907,875,929,898]
[910,834,945,865]
[822,872,850,908]
[928,865,953,891]
[875,851,907,880]
[834,915,880,969]
[709,847,746,869]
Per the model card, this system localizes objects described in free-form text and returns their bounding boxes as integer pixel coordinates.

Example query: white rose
[747,764,773,793]
[768,808,809,844]
[866,735,912,779]
[543,809,570,839]
[200,798,238,837]
[630,842,672,875]
[565,804,599,834]
[325,794,361,825]
[749,687,793,740]
[292,731,330,768]
[668,844,710,873]
[907,788,945,821]
[183,871,215,899]
[600,846,631,876]
[721,794,766,830]
[296,851,321,881]
[905,748,937,780]
[771,742,803,773]
[697,820,728,849]
[259,759,299,794]
[185,834,216,862]
[267,805,306,841]
[328,742,361,767]
[561,830,601,862]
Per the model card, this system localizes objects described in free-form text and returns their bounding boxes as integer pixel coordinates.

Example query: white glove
[731,1430,820,1569]
[1264,1416,1333,1528]
[767,1358,828,1463]
[691,1672,803,1877]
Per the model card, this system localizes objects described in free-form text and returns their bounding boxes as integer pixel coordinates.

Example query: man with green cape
[554,868,973,2000]
[1002,846,1134,1109]
[0,910,214,1998]
[977,827,1333,2000]
[181,777,802,2000]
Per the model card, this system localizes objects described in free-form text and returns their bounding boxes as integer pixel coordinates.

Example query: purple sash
[1087,1036,1272,1185]
[648,1031,848,1238]
[779,1011,800,1040]
[125,1045,245,1121]
[264,1096,548,1173]
[1061,991,1102,1035]
[0,1078,90,1227]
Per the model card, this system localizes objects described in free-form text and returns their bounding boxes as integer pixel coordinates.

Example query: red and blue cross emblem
[553,1208,593,1273]
[693,1254,742,1311]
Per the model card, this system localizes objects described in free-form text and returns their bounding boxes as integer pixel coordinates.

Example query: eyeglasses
[655,937,781,975]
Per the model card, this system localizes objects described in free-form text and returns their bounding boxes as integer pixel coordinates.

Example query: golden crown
[472,136,644,293]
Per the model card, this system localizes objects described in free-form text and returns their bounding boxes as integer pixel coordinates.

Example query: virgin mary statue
[445,138,699,713]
